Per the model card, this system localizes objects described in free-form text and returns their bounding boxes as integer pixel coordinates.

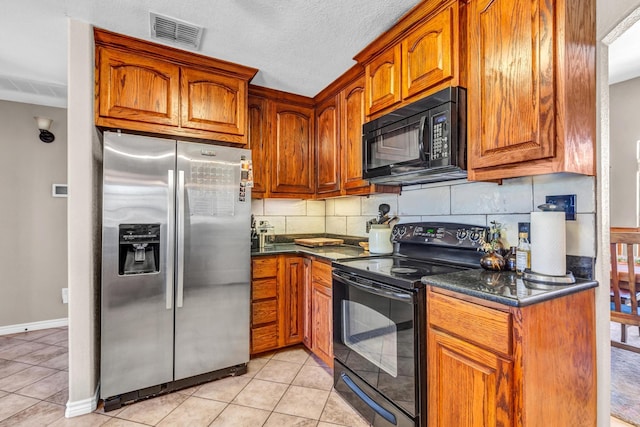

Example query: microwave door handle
[419,114,429,162]
[333,273,413,303]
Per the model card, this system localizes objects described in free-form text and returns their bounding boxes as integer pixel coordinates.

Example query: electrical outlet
[518,222,531,243]
[62,288,69,304]
[545,194,576,220]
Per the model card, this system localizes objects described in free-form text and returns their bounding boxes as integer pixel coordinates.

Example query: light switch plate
[545,195,576,220]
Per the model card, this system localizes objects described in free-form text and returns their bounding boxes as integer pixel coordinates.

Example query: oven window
[342,300,399,377]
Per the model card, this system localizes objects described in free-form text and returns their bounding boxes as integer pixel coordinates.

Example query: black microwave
[362,86,466,185]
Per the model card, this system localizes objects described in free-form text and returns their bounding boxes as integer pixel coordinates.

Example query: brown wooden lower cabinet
[279,256,305,347]
[250,254,305,354]
[308,259,333,367]
[250,257,278,353]
[251,254,334,367]
[427,287,596,427]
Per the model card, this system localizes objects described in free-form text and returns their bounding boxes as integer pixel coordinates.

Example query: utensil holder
[369,224,393,254]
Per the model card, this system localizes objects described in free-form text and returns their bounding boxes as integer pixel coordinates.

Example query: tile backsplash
[251,173,597,257]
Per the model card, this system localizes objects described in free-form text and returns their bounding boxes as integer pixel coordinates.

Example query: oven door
[332,270,418,426]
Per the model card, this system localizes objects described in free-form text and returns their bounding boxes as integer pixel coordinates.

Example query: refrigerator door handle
[166,170,175,310]
[176,170,185,308]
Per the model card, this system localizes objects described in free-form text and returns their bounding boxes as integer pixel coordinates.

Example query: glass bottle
[516,232,530,275]
[504,246,517,271]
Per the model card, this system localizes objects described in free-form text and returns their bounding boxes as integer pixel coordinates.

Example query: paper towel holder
[523,269,576,284]
[528,204,576,284]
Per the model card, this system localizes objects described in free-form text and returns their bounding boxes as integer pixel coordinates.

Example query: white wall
[66,19,101,417]
[597,1,640,426]
[609,76,640,227]
[0,100,68,328]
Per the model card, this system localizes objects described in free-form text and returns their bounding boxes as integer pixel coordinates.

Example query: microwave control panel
[430,111,450,161]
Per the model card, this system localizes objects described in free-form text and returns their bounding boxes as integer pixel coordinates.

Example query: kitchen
[0,0,637,426]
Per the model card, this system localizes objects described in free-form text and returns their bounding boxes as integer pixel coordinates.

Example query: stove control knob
[391,228,400,240]
[456,229,468,241]
[396,225,407,238]
[469,230,482,242]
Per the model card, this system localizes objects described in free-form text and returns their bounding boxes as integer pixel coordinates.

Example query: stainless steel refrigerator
[101,131,251,410]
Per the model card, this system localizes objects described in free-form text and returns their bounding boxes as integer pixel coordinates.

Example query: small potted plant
[478,221,507,271]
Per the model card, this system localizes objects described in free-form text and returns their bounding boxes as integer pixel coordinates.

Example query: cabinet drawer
[252,257,277,279]
[428,291,511,356]
[252,300,277,325]
[312,260,332,288]
[251,324,277,354]
[252,278,277,300]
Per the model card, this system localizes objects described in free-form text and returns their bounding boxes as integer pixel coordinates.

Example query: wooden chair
[610,229,640,352]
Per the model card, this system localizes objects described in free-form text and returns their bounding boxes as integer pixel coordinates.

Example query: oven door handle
[333,273,413,303]
[340,372,398,425]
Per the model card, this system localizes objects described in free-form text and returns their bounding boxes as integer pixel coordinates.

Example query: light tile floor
[0,327,371,426]
[3,325,631,426]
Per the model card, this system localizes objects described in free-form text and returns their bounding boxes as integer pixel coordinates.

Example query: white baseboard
[0,318,68,336]
[66,383,99,418]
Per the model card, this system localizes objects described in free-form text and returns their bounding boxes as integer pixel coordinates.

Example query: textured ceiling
[0,0,422,108]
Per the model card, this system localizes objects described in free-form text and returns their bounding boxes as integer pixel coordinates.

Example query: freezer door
[101,132,176,398]
[174,142,251,380]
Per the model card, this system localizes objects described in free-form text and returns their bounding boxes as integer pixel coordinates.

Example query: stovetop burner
[335,255,469,289]
[391,266,418,274]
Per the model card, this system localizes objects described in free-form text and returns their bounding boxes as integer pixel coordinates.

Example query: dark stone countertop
[251,237,598,307]
[251,243,366,261]
[421,269,598,307]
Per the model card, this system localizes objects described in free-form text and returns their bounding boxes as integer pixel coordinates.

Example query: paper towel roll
[530,211,566,276]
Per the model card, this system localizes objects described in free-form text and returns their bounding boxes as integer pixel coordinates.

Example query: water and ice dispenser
[118,224,160,275]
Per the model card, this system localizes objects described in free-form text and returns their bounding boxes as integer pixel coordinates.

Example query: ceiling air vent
[150,12,203,50]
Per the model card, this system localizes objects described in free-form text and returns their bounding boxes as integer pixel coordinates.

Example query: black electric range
[331,222,488,427]
[333,222,488,288]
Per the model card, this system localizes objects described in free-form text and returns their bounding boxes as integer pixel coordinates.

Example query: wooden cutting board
[294,237,344,247]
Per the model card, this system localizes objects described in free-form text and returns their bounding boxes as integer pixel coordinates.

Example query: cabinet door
[311,281,333,367]
[279,256,305,346]
[401,4,456,100]
[303,258,313,349]
[340,76,370,192]
[365,45,401,117]
[97,47,180,126]
[316,96,341,195]
[467,0,555,171]
[270,103,315,195]
[428,330,512,427]
[248,95,269,197]
[251,257,278,355]
[180,67,247,137]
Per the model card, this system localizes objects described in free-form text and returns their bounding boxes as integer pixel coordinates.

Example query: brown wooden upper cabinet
[247,94,269,198]
[356,1,460,118]
[465,0,596,181]
[401,4,455,100]
[340,76,372,194]
[315,95,341,196]
[364,46,402,117]
[313,67,399,198]
[248,86,315,198]
[94,28,257,145]
[271,101,315,196]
